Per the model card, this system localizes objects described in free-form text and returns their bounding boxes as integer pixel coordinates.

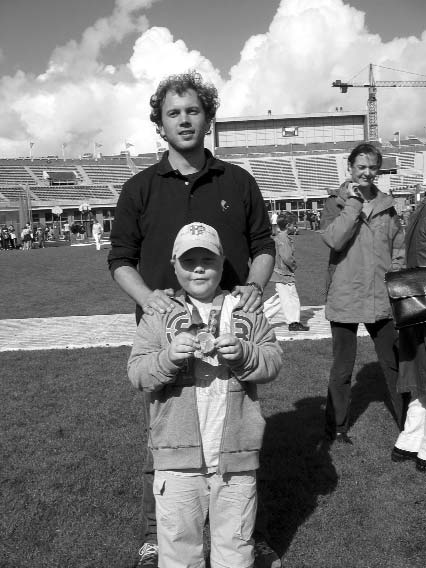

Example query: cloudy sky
[1,0,426,157]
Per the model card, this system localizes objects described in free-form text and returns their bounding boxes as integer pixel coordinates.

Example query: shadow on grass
[350,361,401,430]
[258,396,338,556]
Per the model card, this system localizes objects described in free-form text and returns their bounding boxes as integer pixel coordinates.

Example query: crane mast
[332,64,426,141]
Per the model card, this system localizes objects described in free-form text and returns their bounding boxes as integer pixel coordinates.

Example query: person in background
[21,223,33,251]
[315,210,321,231]
[8,224,17,249]
[108,71,279,568]
[1,225,10,250]
[128,222,283,568]
[36,226,45,248]
[392,196,426,472]
[266,214,309,332]
[63,221,70,241]
[322,143,406,445]
[92,219,104,251]
[271,210,278,236]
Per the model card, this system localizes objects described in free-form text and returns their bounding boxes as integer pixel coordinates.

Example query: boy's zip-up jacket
[128,292,283,474]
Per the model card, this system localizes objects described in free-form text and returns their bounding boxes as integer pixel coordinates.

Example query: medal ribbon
[186,292,224,338]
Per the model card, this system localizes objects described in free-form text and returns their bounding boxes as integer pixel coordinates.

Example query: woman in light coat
[322,143,405,443]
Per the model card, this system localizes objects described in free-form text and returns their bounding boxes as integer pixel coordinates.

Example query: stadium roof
[215,111,367,123]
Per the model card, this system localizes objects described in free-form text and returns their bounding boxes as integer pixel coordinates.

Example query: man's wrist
[245,281,264,295]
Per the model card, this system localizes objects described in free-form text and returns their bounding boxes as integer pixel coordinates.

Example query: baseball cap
[172,222,223,258]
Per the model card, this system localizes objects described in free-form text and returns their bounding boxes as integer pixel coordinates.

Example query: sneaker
[254,538,282,568]
[288,322,310,332]
[391,446,417,462]
[134,543,158,568]
[335,432,353,445]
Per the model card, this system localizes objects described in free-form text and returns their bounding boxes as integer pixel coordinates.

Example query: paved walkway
[0,307,368,352]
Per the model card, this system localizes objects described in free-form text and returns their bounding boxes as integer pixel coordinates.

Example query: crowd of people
[0,220,106,251]
[0,223,59,250]
[105,71,426,568]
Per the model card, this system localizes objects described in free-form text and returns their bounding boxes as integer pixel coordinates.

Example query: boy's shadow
[258,396,338,555]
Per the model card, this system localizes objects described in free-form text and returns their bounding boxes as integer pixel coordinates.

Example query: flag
[95,142,102,148]
[62,142,67,149]
[125,141,134,149]
[29,141,34,148]
[393,131,400,136]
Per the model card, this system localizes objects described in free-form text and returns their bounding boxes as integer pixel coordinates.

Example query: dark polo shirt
[108,149,274,316]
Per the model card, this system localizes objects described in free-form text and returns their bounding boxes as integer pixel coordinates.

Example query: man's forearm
[113,265,152,307]
[247,253,275,288]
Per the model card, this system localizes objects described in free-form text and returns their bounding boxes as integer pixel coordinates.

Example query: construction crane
[332,64,426,141]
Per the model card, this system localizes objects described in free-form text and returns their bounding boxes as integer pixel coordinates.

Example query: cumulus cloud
[0,0,426,158]
[0,0,222,157]
[220,0,426,142]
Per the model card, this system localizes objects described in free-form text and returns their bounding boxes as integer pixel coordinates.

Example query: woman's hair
[347,143,383,169]
[149,71,220,131]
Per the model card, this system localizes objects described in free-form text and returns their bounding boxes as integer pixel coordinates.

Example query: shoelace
[138,542,158,562]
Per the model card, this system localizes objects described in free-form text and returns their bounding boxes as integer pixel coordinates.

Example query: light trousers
[154,470,256,568]
[395,396,426,460]
[263,282,300,324]
[93,233,102,250]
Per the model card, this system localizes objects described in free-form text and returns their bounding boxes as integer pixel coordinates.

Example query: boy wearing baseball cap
[128,222,283,568]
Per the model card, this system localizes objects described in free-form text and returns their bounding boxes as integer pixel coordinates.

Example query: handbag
[385,267,426,329]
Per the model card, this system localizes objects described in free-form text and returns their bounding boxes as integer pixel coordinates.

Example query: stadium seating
[0,164,36,185]
[295,155,341,193]
[248,158,299,194]
[0,186,35,201]
[27,165,84,185]
[30,185,117,201]
[81,163,133,184]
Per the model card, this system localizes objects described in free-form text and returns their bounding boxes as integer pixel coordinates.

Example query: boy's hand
[167,332,197,364]
[215,333,243,362]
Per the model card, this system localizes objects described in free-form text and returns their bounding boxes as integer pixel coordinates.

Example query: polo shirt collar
[156,148,225,177]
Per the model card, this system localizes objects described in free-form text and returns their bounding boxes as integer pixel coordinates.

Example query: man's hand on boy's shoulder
[215,334,243,363]
[142,288,175,315]
[232,285,263,314]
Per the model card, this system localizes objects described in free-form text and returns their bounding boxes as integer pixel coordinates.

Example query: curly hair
[347,143,382,169]
[149,71,220,130]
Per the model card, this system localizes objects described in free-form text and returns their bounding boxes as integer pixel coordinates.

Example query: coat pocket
[149,385,199,450]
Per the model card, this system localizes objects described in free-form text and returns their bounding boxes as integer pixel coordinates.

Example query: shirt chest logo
[232,313,253,341]
[166,312,192,343]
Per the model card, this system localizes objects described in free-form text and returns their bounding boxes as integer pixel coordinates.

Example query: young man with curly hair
[108,71,280,568]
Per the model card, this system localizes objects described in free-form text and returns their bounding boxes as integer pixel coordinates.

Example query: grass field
[2,232,425,568]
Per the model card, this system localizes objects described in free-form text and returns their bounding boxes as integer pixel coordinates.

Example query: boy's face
[173,247,223,301]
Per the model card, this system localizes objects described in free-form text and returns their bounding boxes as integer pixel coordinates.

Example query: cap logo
[189,224,206,236]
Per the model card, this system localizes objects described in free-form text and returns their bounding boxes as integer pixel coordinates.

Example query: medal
[196,330,216,356]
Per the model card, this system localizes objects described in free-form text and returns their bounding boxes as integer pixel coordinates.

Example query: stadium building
[1,110,425,238]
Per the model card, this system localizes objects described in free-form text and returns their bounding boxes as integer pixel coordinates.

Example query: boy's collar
[174,287,225,305]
